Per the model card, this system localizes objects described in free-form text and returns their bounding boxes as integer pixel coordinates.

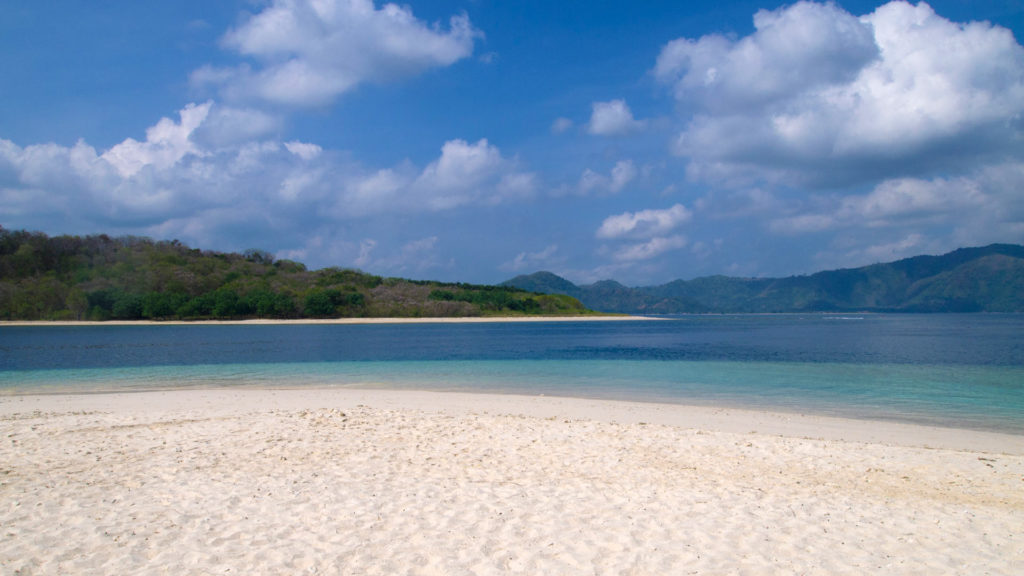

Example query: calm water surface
[1,315,1022,433]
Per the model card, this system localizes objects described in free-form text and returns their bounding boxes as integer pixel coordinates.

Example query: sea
[1,314,1022,434]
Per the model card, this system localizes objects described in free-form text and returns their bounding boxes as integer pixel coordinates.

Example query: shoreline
[3,388,1022,574]
[3,388,1022,453]
[0,315,650,327]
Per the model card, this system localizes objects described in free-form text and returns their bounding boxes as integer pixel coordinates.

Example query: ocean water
[1,314,1022,433]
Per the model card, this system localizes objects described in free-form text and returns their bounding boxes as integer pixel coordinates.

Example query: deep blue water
[1,315,1022,433]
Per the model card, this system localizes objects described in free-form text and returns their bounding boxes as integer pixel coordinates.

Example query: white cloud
[501,245,560,273]
[194,0,480,107]
[497,172,537,201]
[416,139,502,191]
[551,117,573,134]
[839,176,989,224]
[412,138,533,210]
[655,1,1024,188]
[597,204,692,239]
[596,204,692,265]
[578,169,604,195]
[284,140,322,161]
[612,235,687,262]
[337,139,533,214]
[0,102,536,273]
[609,160,638,193]
[765,163,1024,273]
[655,1,877,110]
[193,105,282,148]
[345,167,409,214]
[771,172,1000,236]
[768,213,837,235]
[101,102,211,178]
[587,99,646,135]
[577,160,637,195]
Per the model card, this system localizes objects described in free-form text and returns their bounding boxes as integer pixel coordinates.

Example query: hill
[503,244,1024,313]
[0,228,591,321]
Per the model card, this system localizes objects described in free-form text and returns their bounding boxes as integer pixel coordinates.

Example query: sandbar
[2,389,1022,574]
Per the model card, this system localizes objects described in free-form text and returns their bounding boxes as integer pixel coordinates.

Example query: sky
[2,0,1023,286]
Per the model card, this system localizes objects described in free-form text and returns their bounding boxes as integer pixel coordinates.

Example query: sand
[2,389,1022,575]
[0,315,648,327]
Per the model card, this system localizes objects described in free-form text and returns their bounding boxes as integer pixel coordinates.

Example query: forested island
[0,228,589,321]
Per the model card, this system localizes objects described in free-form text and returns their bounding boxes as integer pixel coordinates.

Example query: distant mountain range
[502,244,1024,313]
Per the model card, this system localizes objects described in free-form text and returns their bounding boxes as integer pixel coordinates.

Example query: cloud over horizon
[651,0,1024,273]
[1,1,1022,285]
[0,101,533,275]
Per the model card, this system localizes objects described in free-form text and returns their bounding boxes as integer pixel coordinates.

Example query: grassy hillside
[0,228,590,321]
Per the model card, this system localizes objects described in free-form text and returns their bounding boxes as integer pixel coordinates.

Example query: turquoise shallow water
[1,315,1022,433]
[5,359,1022,433]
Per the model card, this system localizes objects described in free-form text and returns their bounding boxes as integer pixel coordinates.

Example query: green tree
[177,293,215,318]
[212,289,241,318]
[304,290,336,317]
[112,292,143,319]
[65,288,89,320]
[272,292,297,318]
[141,292,188,319]
[245,289,278,318]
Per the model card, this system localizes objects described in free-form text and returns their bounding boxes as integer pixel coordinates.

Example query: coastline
[0,315,649,327]
[2,388,1022,453]
[3,389,1022,574]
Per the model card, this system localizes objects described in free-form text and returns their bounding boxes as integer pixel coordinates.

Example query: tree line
[0,228,590,321]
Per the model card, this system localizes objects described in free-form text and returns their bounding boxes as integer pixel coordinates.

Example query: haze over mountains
[503,245,1024,314]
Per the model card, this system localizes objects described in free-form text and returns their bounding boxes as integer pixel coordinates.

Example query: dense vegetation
[504,244,1024,313]
[0,228,590,321]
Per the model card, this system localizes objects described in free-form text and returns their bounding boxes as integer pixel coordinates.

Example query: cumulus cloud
[587,99,646,135]
[655,1,877,111]
[191,105,282,149]
[597,203,692,239]
[596,204,692,263]
[101,102,211,178]
[655,1,1024,188]
[0,102,534,271]
[415,139,504,204]
[412,139,534,210]
[192,0,480,107]
[577,160,637,195]
[1,103,344,239]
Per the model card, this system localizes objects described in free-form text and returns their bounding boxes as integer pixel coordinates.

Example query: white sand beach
[0,315,649,327]
[2,389,1022,575]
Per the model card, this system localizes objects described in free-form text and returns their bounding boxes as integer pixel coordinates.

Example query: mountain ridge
[502,244,1024,313]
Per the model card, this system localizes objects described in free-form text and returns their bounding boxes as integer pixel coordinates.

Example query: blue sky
[2,1,1023,285]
